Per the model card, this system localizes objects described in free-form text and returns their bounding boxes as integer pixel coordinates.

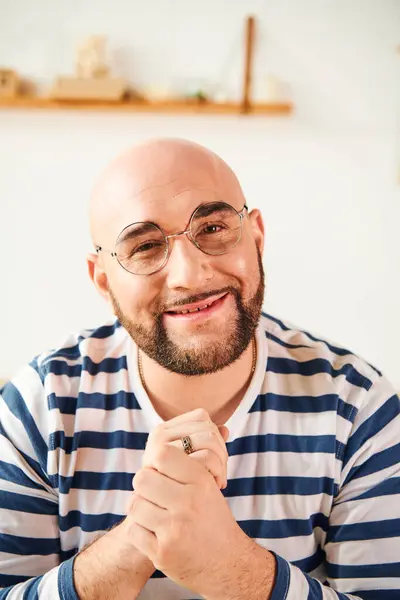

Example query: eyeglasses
[95,201,248,276]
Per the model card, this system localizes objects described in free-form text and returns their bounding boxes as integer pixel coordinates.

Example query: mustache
[156,286,237,314]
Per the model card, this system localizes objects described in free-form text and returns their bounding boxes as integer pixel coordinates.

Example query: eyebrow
[192,202,234,219]
[117,222,160,244]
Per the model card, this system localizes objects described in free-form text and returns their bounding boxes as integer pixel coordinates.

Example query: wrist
[114,517,154,568]
[74,519,155,599]
[205,537,276,600]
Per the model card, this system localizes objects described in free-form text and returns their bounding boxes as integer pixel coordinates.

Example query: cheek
[234,255,252,277]
[109,271,159,317]
[225,241,259,280]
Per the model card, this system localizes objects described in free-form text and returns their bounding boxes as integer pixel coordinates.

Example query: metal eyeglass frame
[95,201,249,276]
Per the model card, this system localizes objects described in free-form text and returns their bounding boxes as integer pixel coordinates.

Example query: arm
[0,371,154,600]
[0,375,70,598]
[216,375,400,600]
[73,524,155,599]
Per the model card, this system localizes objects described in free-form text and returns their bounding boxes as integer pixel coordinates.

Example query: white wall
[1,0,399,388]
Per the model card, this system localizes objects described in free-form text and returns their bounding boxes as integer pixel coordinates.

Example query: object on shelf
[212,89,229,104]
[19,77,36,97]
[51,77,127,101]
[50,35,128,101]
[181,89,208,104]
[144,85,173,102]
[180,78,210,104]
[76,36,109,79]
[263,75,282,102]
[125,88,146,102]
[0,69,19,98]
[254,75,284,103]
[190,90,208,103]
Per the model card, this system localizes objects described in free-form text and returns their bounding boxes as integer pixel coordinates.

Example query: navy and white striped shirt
[0,312,399,599]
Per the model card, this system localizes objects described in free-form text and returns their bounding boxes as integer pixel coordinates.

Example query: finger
[148,421,228,460]
[162,408,212,428]
[168,433,227,487]
[219,425,230,442]
[188,449,226,489]
[128,492,167,533]
[124,518,158,561]
[169,429,227,463]
[139,445,209,490]
[133,463,187,510]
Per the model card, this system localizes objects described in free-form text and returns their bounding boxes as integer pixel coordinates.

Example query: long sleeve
[270,375,400,599]
[0,369,78,599]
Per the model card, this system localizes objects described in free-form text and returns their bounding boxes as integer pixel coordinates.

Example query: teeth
[175,302,212,315]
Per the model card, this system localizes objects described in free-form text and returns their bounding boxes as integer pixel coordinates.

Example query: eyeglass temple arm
[95,246,117,257]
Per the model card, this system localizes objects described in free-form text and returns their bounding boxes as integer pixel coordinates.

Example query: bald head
[89,138,245,245]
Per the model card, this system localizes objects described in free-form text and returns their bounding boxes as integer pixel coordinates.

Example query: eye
[128,241,164,257]
[199,223,226,235]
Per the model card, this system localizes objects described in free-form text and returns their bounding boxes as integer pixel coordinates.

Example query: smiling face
[88,138,265,375]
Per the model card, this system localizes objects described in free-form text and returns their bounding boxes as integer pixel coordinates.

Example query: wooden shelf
[0,96,292,115]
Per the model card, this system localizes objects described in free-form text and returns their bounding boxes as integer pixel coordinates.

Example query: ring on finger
[181,435,195,455]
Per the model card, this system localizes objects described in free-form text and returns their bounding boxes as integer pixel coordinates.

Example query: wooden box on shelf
[50,76,128,101]
[0,69,19,98]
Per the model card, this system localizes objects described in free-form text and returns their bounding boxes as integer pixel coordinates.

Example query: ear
[247,208,265,255]
[86,252,111,303]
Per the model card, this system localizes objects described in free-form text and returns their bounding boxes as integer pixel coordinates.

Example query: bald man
[0,139,399,600]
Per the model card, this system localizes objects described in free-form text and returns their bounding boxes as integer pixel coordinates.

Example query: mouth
[163,292,229,322]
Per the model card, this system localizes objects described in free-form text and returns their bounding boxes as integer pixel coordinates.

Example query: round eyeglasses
[95,201,248,276]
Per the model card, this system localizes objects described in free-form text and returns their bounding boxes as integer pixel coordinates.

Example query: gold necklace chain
[137,336,257,392]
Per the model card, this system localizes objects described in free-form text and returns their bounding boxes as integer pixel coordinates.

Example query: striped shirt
[0,312,399,599]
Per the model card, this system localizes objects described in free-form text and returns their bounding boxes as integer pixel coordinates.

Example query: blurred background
[0,0,399,388]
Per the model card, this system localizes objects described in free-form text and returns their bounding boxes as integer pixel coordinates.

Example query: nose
[164,234,213,290]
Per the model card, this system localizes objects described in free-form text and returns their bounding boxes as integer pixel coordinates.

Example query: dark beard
[110,248,265,376]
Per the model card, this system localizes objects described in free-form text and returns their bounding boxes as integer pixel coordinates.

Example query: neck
[137,339,256,426]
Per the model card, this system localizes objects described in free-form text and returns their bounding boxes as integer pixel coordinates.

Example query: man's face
[101,187,265,376]
[90,141,265,376]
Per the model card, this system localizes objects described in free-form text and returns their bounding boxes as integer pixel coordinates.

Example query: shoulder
[260,312,385,406]
[4,318,128,407]
[32,318,126,382]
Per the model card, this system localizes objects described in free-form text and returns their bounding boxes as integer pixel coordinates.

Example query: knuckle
[153,445,170,467]
[149,425,166,443]
[132,469,146,489]
[145,430,168,458]
[193,407,210,421]
[201,448,213,465]
[207,428,219,442]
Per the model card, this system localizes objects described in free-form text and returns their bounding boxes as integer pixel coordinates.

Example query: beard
[109,247,265,376]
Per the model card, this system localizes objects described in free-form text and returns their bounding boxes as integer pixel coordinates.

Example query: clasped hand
[124,408,251,597]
